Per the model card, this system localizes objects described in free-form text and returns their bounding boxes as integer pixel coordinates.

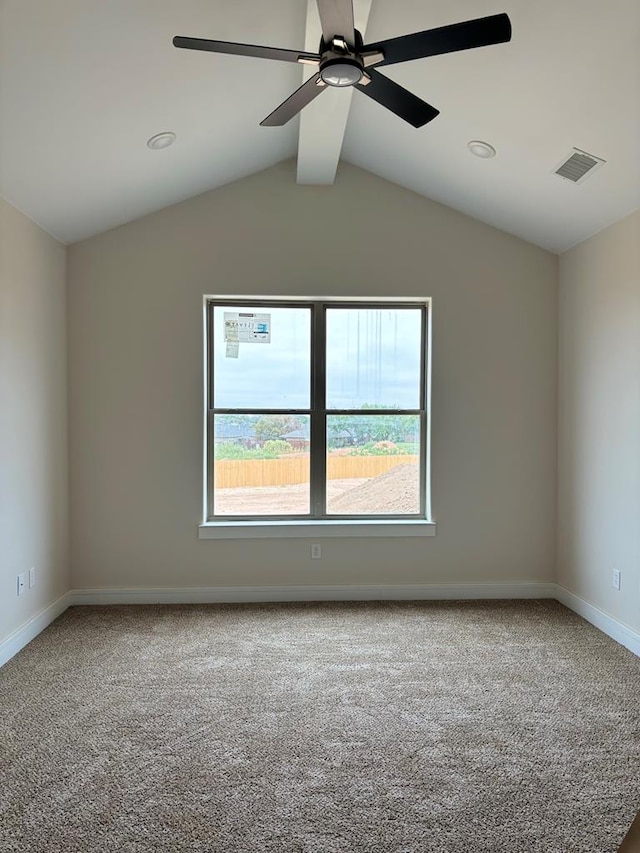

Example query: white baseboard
[69,582,557,606]
[0,592,72,669]
[3,583,637,669]
[555,585,640,657]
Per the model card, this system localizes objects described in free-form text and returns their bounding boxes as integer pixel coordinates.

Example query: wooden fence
[215,454,419,489]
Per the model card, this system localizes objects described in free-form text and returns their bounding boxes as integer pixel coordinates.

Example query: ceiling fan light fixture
[320,58,363,87]
[147,132,176,150]
[468,140,496,159]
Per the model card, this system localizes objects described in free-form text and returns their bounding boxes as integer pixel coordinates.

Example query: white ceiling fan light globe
[320,60,363,87]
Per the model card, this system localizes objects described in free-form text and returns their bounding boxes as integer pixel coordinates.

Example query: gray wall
[68,162,558,591]
[0,198,69,642]
[558,210,640,632]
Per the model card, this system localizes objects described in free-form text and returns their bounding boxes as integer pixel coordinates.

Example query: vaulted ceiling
[1,0,638,251]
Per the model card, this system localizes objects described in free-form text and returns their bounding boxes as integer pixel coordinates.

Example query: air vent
[554,148,605,184]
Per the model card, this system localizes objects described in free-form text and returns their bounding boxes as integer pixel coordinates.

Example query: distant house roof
[215,422,255,440]
[281,429,310,441]
[327,429,353,440]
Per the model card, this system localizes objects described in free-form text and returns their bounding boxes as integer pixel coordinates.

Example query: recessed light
[468,140,496,159]
[147,132,176,150]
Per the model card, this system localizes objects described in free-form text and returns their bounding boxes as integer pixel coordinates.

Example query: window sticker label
[225,341,239,358]
[224,312,271,343]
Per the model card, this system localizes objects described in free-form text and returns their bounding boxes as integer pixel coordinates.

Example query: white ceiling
[1,0,638,251]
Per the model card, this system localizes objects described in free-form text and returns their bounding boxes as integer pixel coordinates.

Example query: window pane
[214,415,310,516]
[326,308,422,410]
[326,415,420,515]
[213,305,311,410]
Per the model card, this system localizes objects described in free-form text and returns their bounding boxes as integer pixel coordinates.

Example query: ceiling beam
[296,0,372,185]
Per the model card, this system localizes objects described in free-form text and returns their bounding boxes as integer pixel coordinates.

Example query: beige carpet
[1,601,639,852]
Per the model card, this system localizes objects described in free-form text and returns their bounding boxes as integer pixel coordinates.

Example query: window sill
[198,520,436,540]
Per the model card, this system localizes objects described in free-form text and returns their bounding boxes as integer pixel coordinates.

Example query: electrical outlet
[29,567,36,589]
[612,569,621,591]
[17,573,26,597]
[311,543,322,560]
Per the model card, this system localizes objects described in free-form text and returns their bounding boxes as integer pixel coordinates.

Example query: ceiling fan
[173,2,511,129]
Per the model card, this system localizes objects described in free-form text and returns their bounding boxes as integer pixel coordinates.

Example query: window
[203,298,431,528]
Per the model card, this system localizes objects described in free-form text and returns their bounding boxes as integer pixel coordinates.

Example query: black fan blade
[316,0,355,45]
[363,13,511,67]
[356,70,439,128]
[173,36,320,66]
[260,73,327,126]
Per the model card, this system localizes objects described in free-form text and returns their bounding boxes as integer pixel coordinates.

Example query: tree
[328,405,410,446]
[254,415,303,442]
[219,413,259,428]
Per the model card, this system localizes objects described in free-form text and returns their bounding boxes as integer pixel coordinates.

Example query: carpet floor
[1,600,639,852]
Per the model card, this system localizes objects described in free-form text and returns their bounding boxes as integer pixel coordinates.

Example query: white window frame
[199,295,435,539]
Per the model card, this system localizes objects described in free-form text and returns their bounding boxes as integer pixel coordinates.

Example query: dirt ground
[214,478,368,515]
[215,464,420,515]
[329,463,419,514]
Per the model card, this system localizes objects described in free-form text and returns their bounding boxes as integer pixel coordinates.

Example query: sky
[213,305,423,411]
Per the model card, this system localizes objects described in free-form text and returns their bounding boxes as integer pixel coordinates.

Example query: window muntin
[207,299,428,522]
